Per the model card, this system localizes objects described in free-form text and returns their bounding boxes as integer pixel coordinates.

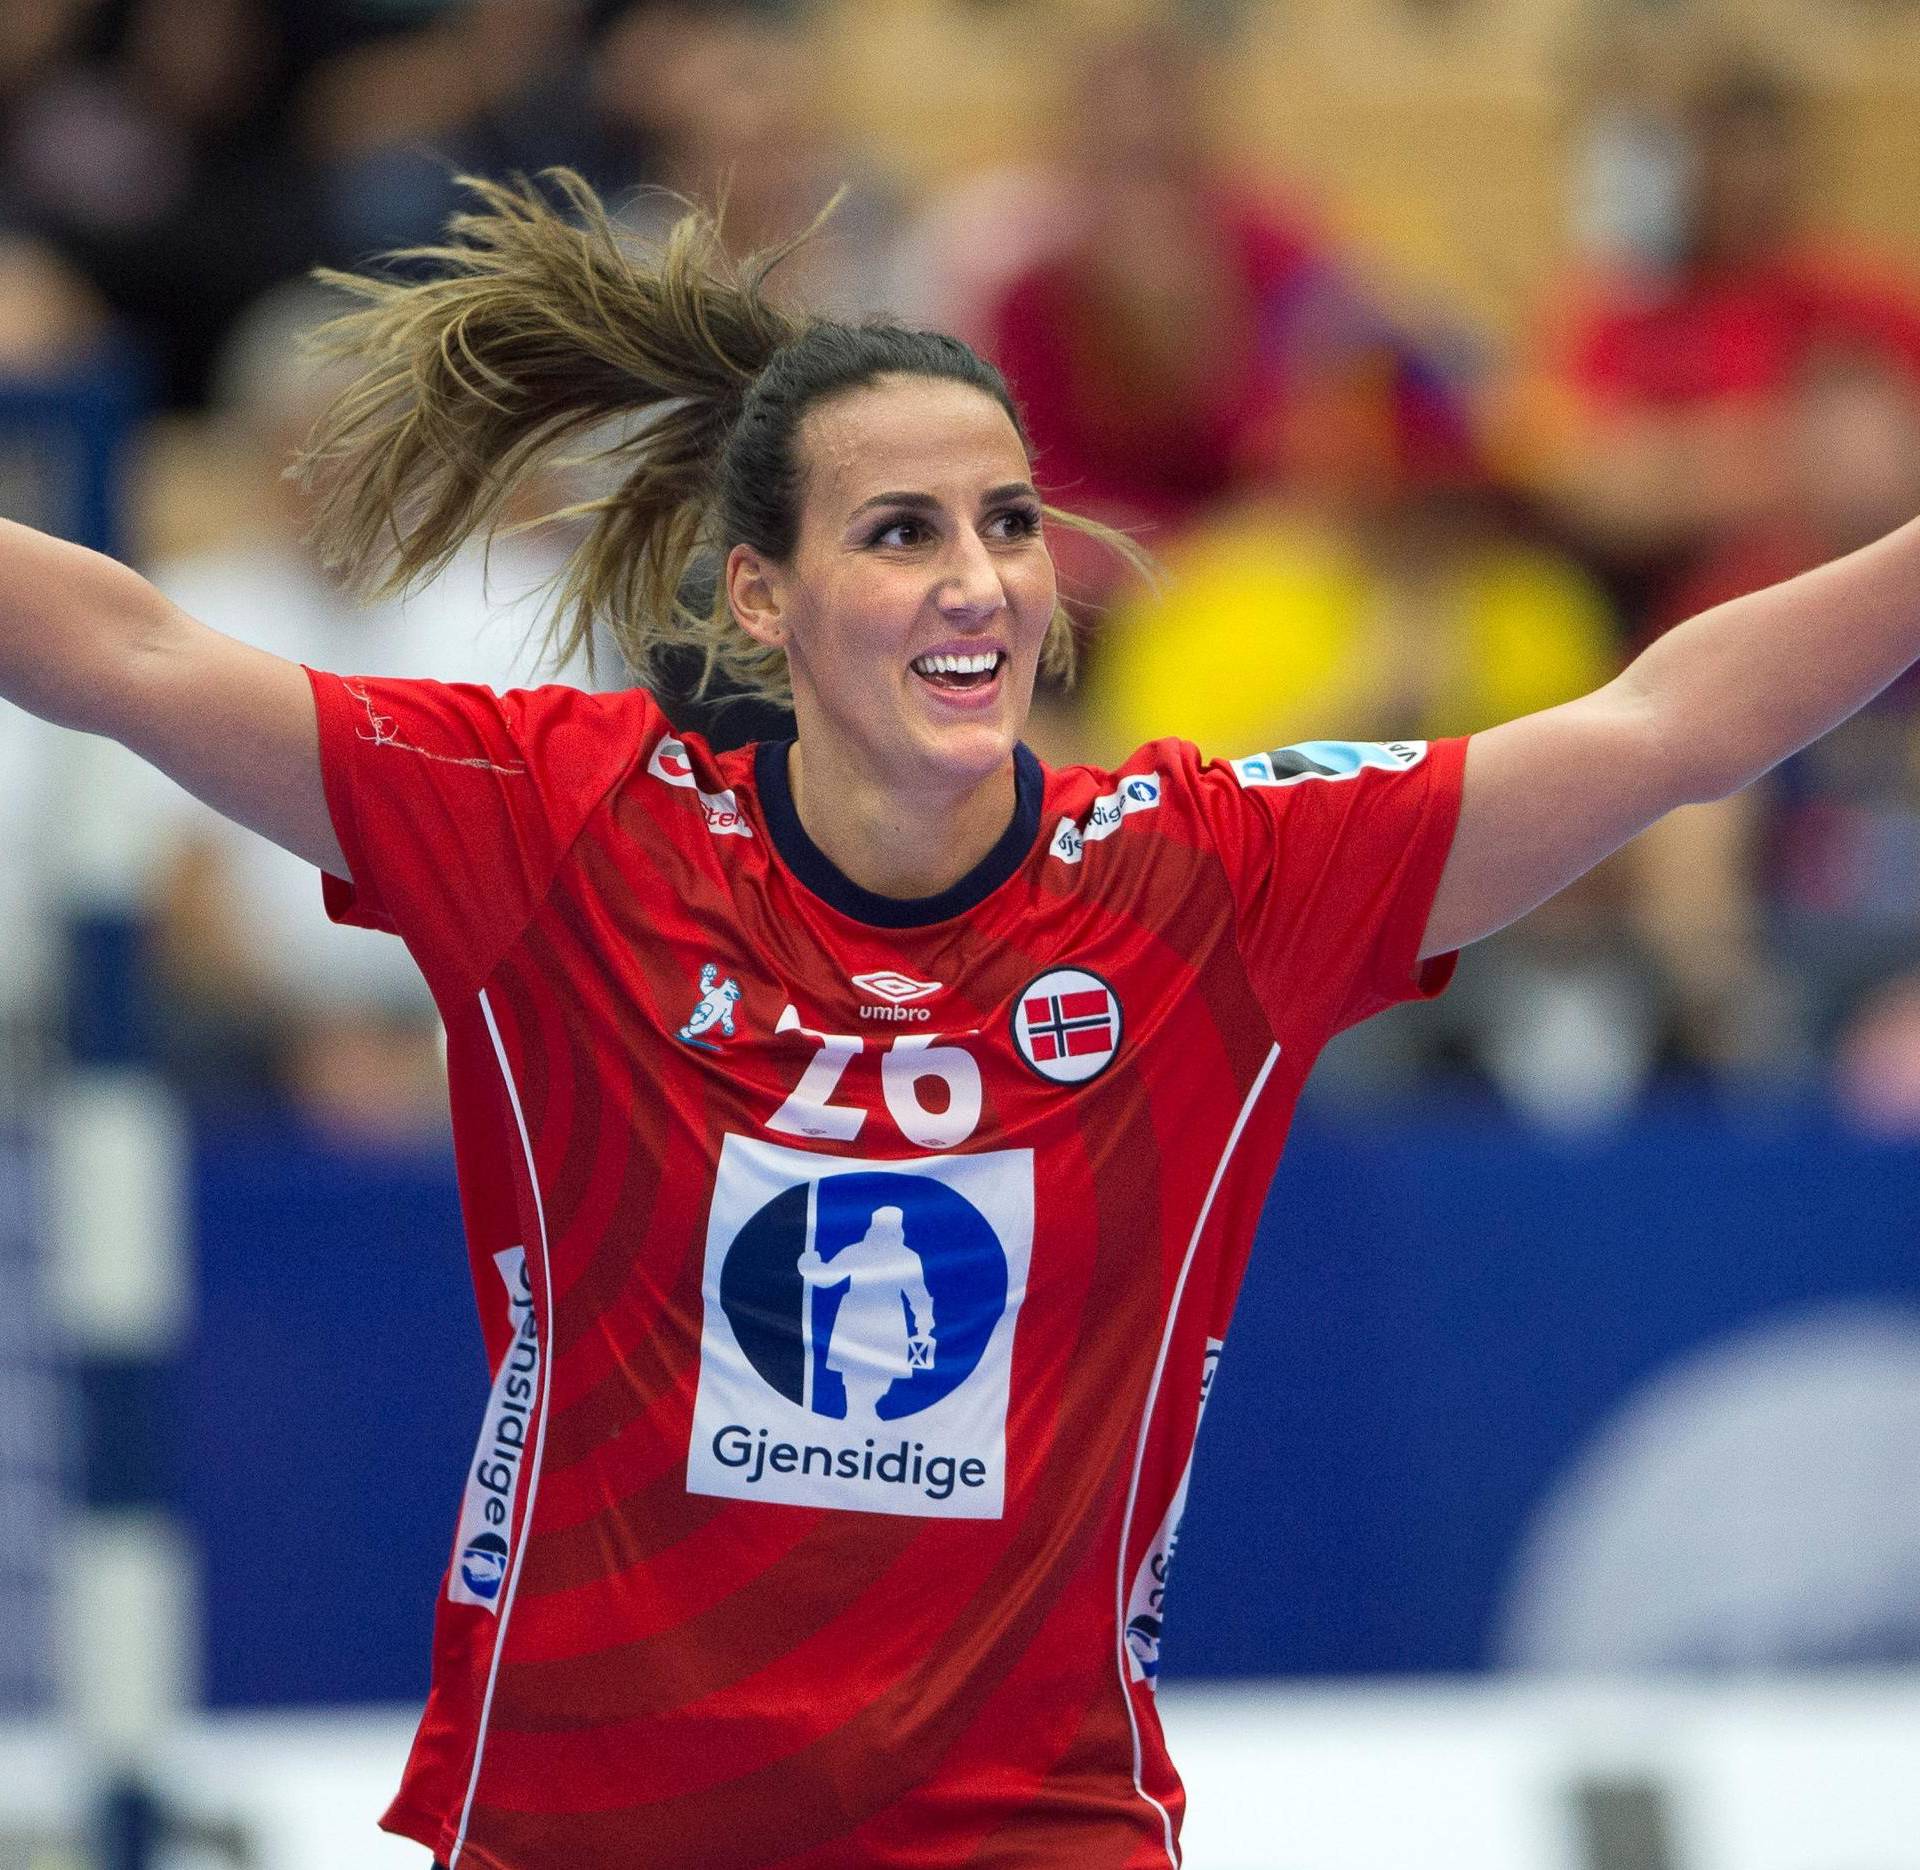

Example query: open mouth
[909,649,1006,695]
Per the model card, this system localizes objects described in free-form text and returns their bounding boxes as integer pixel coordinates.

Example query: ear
[725,542,790,649]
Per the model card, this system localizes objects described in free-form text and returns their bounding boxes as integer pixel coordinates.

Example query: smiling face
[726,373,1059,800]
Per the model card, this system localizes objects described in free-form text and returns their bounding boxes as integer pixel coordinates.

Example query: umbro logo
[852,970,941,1023]
[852,970,941,1004]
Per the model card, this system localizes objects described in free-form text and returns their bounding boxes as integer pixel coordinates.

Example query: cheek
[797,584,911,687]
[1017,553,1060,628]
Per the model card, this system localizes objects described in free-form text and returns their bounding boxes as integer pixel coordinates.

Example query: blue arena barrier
[176,1098,1920,1704]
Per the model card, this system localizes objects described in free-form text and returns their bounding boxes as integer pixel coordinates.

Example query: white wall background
[5,1674,1920,1870]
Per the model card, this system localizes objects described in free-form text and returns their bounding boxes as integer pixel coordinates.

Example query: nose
[933,529,1006,624]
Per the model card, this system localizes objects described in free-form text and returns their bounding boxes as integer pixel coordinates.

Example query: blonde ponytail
[297,167,1154,703]
[297,169,814,680]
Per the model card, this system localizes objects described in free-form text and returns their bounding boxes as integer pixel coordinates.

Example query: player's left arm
[1421,515,1920,959]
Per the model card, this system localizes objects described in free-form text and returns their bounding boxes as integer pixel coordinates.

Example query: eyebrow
[846,482,1040,520]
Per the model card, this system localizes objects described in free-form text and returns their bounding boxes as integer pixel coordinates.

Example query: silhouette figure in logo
[677,962,741,1048]
[798,1204,935,1421]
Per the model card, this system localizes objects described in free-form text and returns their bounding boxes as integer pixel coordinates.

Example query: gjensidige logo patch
[448,1247,539,1612]
[1125,1338,1223,1686]
[1048,772,1162,864]
[687,1134,1034,1519]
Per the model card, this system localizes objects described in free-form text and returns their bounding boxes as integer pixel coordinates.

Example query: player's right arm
[1,517,345,877]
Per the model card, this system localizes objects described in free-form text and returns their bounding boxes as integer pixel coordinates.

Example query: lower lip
[911,663,1005,712]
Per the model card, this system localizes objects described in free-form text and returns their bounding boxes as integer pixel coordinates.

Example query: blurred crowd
[7,0,1920,1140]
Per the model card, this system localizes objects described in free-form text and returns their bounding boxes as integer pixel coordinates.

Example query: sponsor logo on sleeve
[448,1248,540,1612]
[1231,741,1427,788]
[1124,1338,1224,1686]
[687,1134,1034,1520]
[647,735,754,837]
[1047,773,1162,865]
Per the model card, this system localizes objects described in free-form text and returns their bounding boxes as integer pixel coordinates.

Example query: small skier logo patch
[678,962,742,1050]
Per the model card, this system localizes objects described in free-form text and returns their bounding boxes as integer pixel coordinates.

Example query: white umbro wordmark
[851,969,941,1025]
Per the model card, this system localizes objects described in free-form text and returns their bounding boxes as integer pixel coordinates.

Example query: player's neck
[784,740,1018,902]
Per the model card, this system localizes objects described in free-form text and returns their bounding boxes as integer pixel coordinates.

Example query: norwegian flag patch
[1010,968,1123,1084]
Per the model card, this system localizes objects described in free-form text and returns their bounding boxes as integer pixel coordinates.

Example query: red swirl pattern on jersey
[302,666,1464,1869]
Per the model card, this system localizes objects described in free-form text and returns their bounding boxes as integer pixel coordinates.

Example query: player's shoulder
[1040,735,1449,866]
[439,682,757,848]
[488,679,660,731]
[613,703,762,847]
[1038,736,1219,870]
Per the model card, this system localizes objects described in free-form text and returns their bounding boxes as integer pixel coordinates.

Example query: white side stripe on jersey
[450,991,558,1870]
[1112,1042,1282,1869]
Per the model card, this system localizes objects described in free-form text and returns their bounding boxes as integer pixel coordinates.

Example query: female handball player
[4,173,1918,1868]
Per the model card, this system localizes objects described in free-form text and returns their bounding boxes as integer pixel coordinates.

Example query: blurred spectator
[1520,60,1920,592]
[1,0,323,407]
[119,281,586,1140]
[0,233,107,371]
[1835,970,1920,1136]
[1623,349,1920,1091]
[299,0,623,261]
[976,21,1468,619]
[893,159,1075,357]
[2,22,137,1102]
[599,2,908,323]
[1083,378,1615,759]
[0,1,111,372]
[1082,386,1655,1128]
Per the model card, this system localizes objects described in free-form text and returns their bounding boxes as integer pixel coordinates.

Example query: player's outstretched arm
[0,517,346,877]
[1420,514,1920,958]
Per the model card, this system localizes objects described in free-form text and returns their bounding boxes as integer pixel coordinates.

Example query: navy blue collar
[753,740,1044,929]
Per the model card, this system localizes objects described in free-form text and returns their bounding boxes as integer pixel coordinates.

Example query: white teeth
[912,651,1002,676]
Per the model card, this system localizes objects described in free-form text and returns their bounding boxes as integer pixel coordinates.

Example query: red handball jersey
[303,667,1465,1870]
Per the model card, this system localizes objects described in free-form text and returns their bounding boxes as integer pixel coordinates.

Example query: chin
[916,714,1021,787]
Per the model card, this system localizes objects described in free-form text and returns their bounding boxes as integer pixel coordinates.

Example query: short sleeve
[1192,735,1468,1044]
[304,669,651,998]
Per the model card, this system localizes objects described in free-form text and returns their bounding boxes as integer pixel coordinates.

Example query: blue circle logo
[719,1172,1007,1423]
[459,1530,509,1601]
[1126,1612,1163,1679]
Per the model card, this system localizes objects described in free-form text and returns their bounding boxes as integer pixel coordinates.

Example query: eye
[864,503,1042,549]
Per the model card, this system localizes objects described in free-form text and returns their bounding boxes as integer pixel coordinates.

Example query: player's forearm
[0,516,172,735]
[1626,513,1920,805]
